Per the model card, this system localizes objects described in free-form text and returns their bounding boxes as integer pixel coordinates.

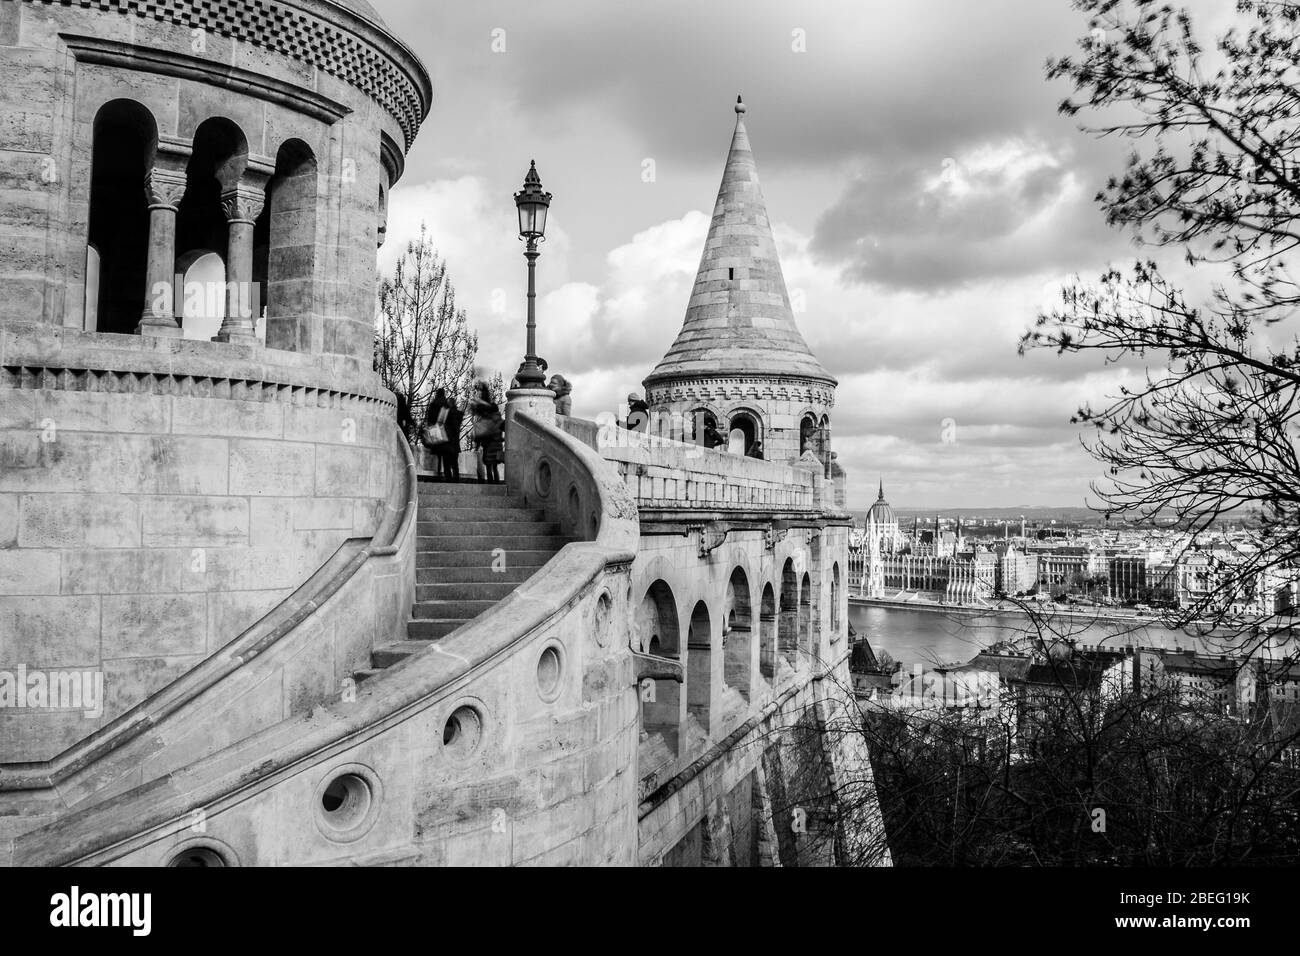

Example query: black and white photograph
[0,0,1292,936]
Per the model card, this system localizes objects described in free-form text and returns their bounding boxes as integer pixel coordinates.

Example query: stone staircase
[355,479,572,682]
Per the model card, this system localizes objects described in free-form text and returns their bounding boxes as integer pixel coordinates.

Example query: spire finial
[735,94,745,115]
[878,477,884,500]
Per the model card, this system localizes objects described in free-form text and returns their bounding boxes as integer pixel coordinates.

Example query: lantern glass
[517,199,547,240]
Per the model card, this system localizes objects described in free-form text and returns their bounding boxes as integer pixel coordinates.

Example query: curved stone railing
[560,417,823,514]
[0,425,417,811]
[9,413,643,866]
[508,412,638,551]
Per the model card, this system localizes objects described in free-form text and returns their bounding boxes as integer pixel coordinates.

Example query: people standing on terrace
[549,374,573,415]
[469,378,504,483]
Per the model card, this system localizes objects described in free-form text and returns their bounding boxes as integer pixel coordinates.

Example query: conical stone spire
[644,96,835,388]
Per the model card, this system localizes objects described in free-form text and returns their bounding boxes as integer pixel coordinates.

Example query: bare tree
[375,222,479,442]
[1021,0,1300,658]
[838,606,1300,866]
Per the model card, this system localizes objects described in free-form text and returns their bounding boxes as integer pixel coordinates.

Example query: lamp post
[513,160,552,389]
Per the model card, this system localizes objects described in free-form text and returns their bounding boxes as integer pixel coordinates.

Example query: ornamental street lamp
[513,159,552,389]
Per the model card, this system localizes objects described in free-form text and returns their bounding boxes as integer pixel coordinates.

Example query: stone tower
[0,0,428,770]
[643,96,836,466]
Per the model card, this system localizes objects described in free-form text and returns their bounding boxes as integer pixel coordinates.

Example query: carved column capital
[144,168,188,210]
[220,183,266,224]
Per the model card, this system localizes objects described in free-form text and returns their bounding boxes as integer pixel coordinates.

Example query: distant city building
[1036,551,1090,597]
[996,545,1038,597]
[1108,555,1148,603]
[947,551,996,604]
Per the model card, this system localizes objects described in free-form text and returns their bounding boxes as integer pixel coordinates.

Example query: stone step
[418,507,548,523]
[417,520,559,537]
[418,500,528,515]
[415,549,556,569]
[371,640,435,669]
[418,493,527,505]
[351,482,574,682]
[416,534,571,551]
[417,564,539,584]
[417,482,512,497]
[413,599,498,619]
[416,581,521,601]
[408,618,467,641]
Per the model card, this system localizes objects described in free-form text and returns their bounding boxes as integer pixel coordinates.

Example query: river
[847,601,1290,668]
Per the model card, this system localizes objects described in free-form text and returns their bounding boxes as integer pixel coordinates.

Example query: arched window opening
[688,408,722,450]
[729,410,762,458]
[176,118,248,333]
[779,559,799,665]
[799,415,818,457]
[831,562,842,635]
[649,407,679,442]
[259,138,317,351]
[759,583,777,681]
[724,568,752,702]
[819,414,832,474]
[176,249,225,340]
[795,572,806,660]
[636,581,681,762]
[686,601,713,742]
[799,572,813,657]
[86,100,156,334]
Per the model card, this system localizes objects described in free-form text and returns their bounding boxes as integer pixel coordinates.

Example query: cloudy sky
[372,0,1230,510]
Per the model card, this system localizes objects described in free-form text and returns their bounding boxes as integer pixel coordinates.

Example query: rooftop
[645,97,835,389]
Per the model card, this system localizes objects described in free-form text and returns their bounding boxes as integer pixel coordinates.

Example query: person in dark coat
[626,392,649,431]
[422,388,451,479]
[702,418,726,450]
[468,379,504,483]
[439,397,463,481]
[394,391,414,445]
[480,414,505,483]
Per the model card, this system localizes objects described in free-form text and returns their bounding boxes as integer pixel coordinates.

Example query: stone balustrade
[560,418,819,513]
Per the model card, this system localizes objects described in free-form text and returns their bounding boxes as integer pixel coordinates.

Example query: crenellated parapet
[14,0,430,148]
[646,376,837,411]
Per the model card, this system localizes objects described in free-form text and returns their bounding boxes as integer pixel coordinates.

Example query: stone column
[213,182,265,344]
[504,386,557,428]
[137,168,188,337]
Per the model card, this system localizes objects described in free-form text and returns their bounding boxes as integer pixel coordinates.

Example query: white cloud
[383,176,1140,508]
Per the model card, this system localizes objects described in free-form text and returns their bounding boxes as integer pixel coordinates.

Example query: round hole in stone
[443,705,482,754]
[168,846,227,867]
[320,773,371,830]
[593,591,613,647]
[536,459,553,496]
[537,644,563,699]
[568,485,581,523]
